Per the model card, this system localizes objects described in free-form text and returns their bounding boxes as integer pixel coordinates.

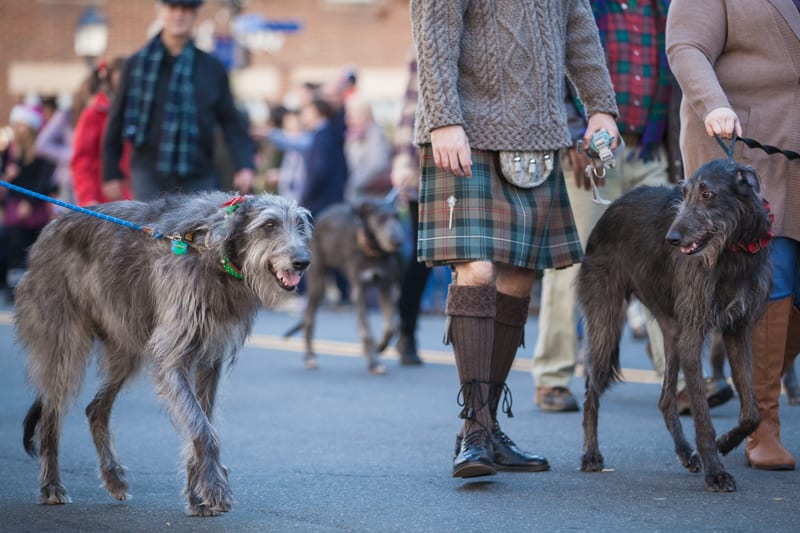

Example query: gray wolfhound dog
[285,199,405,374]
[19,191,311,515]
[577,159,772,492]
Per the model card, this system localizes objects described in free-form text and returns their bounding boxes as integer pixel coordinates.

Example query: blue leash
[0,180,164,239]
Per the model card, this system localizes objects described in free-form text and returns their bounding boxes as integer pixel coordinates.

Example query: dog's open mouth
[680,233,712,255]
[269,265,304,291]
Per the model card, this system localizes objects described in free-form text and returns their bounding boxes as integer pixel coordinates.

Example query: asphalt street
[1,300,799,532]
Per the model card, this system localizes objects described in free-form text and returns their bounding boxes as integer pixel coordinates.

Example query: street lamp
[74,6,108,65]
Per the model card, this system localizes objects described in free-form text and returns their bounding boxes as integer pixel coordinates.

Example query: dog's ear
[209,201,249,244]
[734,166,761,196]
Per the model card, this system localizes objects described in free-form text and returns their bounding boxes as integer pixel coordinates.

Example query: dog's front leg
[657,323,701,473]
[154,362,232,516]
[352,285,386,374]
[716,331,760,455]
[679,334,736,492]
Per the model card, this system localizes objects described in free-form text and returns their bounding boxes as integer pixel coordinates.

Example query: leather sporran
[497,151,555,188]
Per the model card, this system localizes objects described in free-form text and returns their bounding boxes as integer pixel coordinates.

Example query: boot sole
[452,462,496,478]
[495,463,550,473]
[745,458,796,471]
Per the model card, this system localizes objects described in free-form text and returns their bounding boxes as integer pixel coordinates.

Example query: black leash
[714,133,800,162]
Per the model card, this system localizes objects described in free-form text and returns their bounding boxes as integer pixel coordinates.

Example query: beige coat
[666,0,800,240]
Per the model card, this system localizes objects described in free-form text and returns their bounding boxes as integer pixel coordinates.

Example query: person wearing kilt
[410,0,620,478]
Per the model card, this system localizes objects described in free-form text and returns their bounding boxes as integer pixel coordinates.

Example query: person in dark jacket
[102,0,254,201]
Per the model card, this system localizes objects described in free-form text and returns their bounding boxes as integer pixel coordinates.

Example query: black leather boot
[396,332,423,365]
[453,428,495,478]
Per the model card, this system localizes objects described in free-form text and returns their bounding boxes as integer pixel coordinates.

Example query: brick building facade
[0,0,413,124]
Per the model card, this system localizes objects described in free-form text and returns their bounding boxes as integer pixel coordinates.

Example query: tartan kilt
[417,145,583,270]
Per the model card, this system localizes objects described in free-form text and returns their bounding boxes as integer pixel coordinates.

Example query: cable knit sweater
[411,0,618,151]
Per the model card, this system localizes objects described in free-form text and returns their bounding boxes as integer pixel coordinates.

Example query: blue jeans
[768,237,800,304]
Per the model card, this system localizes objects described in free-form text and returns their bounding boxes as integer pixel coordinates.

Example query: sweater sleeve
[410,0,470,134]
[213,60,256,172]
[666,0,730,122]
[564,0,618,119]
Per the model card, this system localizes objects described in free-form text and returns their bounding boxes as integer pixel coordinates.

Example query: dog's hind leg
[580,296,626,472]
[86,347,142,501]
[153,359,232,516]
[716,330,760,455]
[19,309,94,504]
[657,323,701,472]
[678,332,736,492]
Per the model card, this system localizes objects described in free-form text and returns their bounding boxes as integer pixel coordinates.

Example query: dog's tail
[283,320,303,338]
[23,397,43,457]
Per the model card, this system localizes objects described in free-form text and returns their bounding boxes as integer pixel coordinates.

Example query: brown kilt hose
[417,145,583,271]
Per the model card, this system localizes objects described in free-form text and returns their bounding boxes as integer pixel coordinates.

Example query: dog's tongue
[278,270,302,287]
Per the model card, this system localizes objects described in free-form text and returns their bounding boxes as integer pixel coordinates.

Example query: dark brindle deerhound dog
[577,159,773,492]
[19,191,311,515]
[285,199,405,374]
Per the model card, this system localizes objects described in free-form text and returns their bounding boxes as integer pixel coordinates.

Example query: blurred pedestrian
[72,57,132,207]
[391,53,428,366]
[344,95,392,203]
[2,104,56,300]
[35,95,73,205]
[103,0,254,201]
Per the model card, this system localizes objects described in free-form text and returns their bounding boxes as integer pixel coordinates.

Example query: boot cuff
[446,284,496,318]
[495,291,530,327]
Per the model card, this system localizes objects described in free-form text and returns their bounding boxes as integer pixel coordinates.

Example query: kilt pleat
[416,146,583,270]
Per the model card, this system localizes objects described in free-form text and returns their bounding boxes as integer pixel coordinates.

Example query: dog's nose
[293,258,310,272]
[666,230,682,246]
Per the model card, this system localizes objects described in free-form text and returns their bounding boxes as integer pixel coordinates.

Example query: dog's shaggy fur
[19,191,311,515]
[285,199,405,374]
[577,159,772,492]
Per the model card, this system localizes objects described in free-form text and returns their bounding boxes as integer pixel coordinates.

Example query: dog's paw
[102,465,130,500]
[580,451,605,472]
[40,483,71,505]
[705,471,736,492]
[304,355,319,370]
[368,362,387,375]
[679,451,702,473]
[187,503,223,517]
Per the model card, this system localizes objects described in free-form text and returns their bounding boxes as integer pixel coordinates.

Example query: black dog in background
[577,159,772,492]
[285,199,405,374]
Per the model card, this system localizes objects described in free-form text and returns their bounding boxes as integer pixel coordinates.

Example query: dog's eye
[702,190,715,200]
[264,219,277,230]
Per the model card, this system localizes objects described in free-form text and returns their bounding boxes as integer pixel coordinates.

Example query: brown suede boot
[446,284,497,478]
[780,305,800,404]
[745,297,795,470]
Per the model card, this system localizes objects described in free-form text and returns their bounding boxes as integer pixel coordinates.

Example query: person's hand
[568,148,593,190]
[4,162,19,181]
[705,107,741,139]
[430,125,472,177]
[101,179,124,201]
[17,199,32,219]
[233,168,254,194]
[583,112,621,152]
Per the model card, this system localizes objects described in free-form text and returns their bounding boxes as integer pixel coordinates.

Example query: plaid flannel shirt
[592,0,672,159]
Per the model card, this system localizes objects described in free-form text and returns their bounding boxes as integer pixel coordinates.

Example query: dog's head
[665,159,770,266]
[357,199,405,255]
[206,193,312,305]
